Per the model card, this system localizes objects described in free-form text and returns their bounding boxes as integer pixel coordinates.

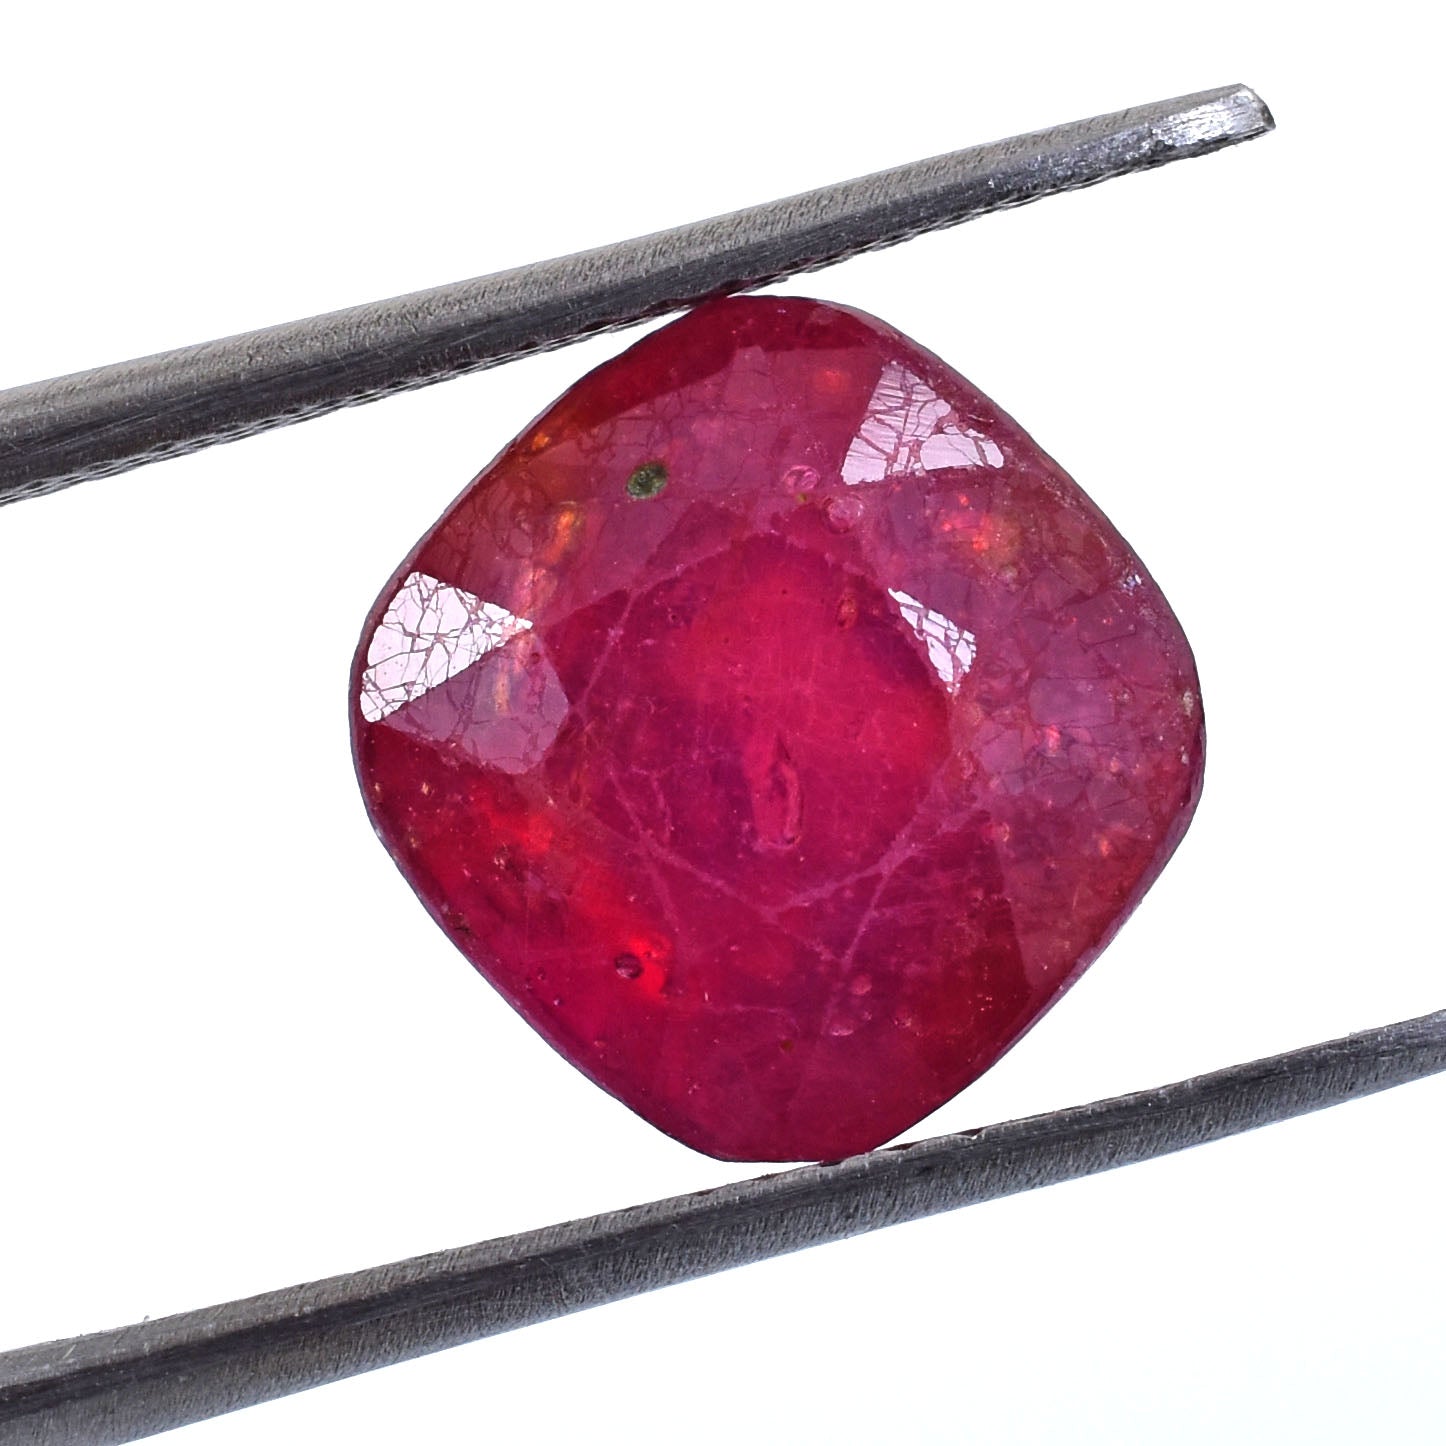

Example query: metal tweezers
[2,83,1443,1446]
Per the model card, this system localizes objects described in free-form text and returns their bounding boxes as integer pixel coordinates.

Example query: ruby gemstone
[351,297,1204,1162]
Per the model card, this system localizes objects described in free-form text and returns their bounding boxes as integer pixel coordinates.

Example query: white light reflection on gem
[360,571,533,722]
[889,588,977,694]
[842,362,1004,485]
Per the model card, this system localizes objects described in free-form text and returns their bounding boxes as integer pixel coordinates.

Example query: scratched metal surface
[1,1009,1443,1445]
[0,83,1270,505]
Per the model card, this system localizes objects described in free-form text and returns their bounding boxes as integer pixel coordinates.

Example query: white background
[2,4,1442,1442]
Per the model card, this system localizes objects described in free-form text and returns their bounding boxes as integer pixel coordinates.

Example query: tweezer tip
[1150,83,1274,155]
[1231,83,1276,133]
[1208,82,1275,138]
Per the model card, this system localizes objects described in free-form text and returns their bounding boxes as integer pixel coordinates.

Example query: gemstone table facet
[351,297,1204,1161]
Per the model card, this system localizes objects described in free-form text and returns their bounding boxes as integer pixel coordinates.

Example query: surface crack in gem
[360,571,533,722]
[842,362,1004,485]
[614,804,846,969]
[888,587,977,694]
[600,761,690,991]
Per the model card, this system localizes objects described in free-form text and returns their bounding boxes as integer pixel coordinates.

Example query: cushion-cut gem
[350,297,1204,1162]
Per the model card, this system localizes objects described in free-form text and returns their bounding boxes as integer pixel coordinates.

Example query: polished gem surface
[351,297,1204,1161]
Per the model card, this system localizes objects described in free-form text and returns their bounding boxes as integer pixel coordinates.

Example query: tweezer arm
[0,83,1272,505]
[2,1008,1441,1446]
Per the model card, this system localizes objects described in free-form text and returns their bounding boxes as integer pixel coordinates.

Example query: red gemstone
[351,297,1204,1161]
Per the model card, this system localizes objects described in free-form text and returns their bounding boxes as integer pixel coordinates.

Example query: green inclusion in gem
[627,461,668,499]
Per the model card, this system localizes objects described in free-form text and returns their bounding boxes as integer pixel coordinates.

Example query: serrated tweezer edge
[0,83,1271,504]
[1,1009,1443,1445]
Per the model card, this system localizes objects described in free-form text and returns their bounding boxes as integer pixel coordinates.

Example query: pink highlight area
[350,297,1204,1162]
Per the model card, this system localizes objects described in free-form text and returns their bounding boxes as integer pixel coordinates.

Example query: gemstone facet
[351,297,1204,1162]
